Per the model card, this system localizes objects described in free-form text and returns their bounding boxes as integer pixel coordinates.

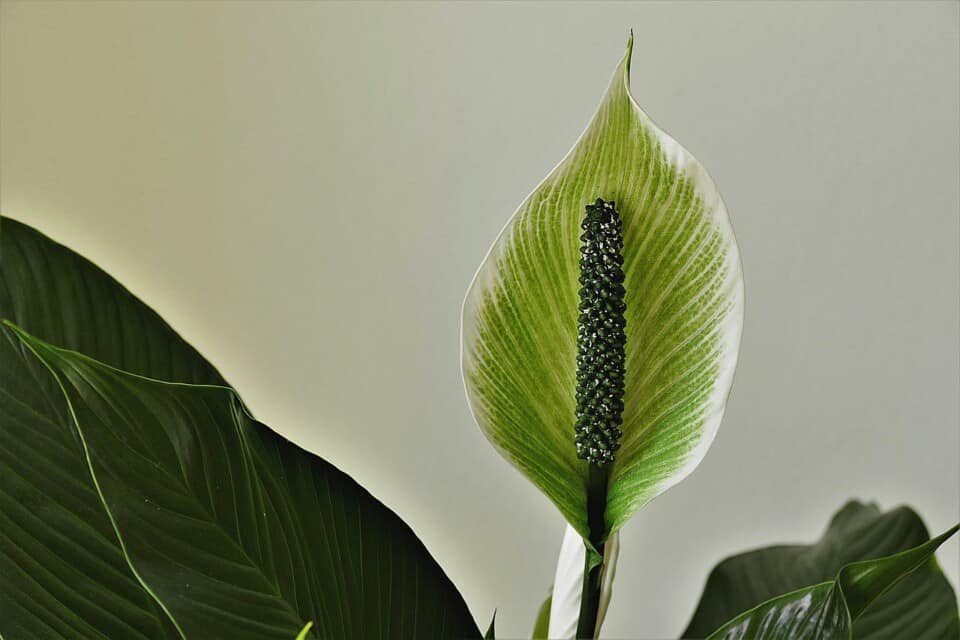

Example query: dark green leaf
[10,323,481,640]
[683,501,960,639]
[707,581,847,640]
[0,218,480,640]
[484,610,496,639]
[0,217,220,639]
[699,525,958,640]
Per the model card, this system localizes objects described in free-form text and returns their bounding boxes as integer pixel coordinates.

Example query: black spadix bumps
[574,199,626,466]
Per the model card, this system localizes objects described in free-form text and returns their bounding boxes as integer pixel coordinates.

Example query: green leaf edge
[838,524,960,621]
[4,319,204,640]
[484,610,496,639]
[6,318,487,639]
[703,524,960,640]
[531,593,552,639]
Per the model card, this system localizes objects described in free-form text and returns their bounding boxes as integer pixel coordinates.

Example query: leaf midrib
[30,347,312,639]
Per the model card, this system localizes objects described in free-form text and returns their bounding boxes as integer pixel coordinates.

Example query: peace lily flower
[460,34,743,637]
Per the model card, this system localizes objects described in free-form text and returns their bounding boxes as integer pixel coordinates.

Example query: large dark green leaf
[696,524,959,640]
[0,217,221,639]
[9,323,480,640]
[683,501,960,639]
[0,218,480,639]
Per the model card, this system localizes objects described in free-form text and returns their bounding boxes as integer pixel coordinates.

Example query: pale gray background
[1,1,958,638]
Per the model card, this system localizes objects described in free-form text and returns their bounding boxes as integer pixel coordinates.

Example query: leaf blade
[531,593,551,639]
[702,526,958,640]
[0,216,218,639]
[684,501,960,640]
[11,324,482,640]
[0,217,480,640]
[838,524,960,622]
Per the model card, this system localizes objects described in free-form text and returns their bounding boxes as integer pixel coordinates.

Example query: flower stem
[576,464,608,638]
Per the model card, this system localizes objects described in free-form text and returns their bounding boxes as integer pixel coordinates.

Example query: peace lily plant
[0,34,956,640]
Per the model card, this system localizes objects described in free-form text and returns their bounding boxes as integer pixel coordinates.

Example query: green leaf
[294,622,314,640]
[9,323,481,639]
[698,524,959,640]
[0,217,480,639]
[531,593,551,639]
[0,217,220,639]
[460,33,743,541]
[484,611,497,639]
[683,501,960,639]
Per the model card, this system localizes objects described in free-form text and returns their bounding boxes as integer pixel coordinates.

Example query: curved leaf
[294,622,314,640]
[531,593,551,639]
[460,34,743,540]
[699,524,959,640]
[0,216,220,639]
[485,611,497,639]
[683,501,960,639]
[0,217,479,639]
[10,323,481,640]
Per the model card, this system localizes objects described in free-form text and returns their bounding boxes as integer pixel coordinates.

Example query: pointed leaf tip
[484,610,496,639]
[294,622,314,640]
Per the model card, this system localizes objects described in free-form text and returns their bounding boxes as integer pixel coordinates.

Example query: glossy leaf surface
[0,218,480,640]
[0,217,216,639]
[12,324,481,640]
[461,35,743,541]
[684,502,960,639]
[700,524,958,640]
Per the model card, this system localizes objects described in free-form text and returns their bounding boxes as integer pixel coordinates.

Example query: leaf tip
[624,29,634,78]
[294,621,314,640]
[2,320,47,353]
[1,319,31,343]
[484,609,497,639]
[940,523,960,543]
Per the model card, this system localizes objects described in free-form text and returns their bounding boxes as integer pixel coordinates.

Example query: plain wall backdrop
[1,1,958,638]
